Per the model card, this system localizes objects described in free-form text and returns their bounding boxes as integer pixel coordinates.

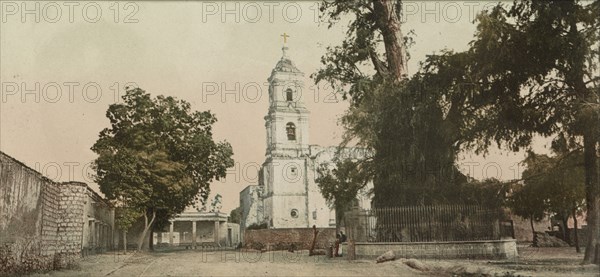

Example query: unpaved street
[35,250,423,276]
[33,247,600,276]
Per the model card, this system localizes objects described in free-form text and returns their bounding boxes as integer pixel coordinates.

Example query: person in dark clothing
[335,231,348,257]
[334,233,341,257]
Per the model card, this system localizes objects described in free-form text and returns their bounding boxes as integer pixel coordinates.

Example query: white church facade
[240,45,372,231]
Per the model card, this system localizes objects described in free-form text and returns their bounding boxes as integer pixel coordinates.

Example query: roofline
[1,150,54,184]
[0,151,112,207]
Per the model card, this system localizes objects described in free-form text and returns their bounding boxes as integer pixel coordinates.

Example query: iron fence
[344,205,514,243]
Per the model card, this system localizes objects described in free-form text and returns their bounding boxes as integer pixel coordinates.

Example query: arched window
[286,88,293,101]
[286,122,296,140]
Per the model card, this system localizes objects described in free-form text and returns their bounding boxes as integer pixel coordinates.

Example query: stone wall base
[244,228,336,250]
[344,239,518,260]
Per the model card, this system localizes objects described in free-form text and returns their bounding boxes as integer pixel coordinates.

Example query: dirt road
[32,247,599,276]
[36,250,423,276]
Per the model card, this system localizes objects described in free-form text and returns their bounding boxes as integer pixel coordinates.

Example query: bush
[0,242,78,276]
[248,242,264,250]
[246,223,268,230]
[0,242,53,275]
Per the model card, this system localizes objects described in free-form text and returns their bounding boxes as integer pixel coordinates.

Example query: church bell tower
[261,38,311,228]
[264,45,310,158]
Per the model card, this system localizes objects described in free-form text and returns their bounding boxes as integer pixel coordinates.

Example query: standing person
[309,225,319,256]
[338,231,347,257]
[334,233,341,257]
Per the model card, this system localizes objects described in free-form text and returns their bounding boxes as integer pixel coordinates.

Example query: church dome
[274,58,301,73]
[273,46,301,73]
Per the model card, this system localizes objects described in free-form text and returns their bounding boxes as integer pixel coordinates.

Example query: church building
[239,42,372,231]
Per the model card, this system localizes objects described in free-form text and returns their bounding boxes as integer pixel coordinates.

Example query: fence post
[346,239,356,261]
[510,220,515,239]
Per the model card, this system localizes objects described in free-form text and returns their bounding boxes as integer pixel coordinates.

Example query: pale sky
[0,1,549,213]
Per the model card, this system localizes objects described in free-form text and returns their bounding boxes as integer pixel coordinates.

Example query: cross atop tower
[281,33,290,44]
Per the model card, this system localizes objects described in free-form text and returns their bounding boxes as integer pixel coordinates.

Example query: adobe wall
[0,152,114,274]
[0,153,48,241]
[0,152,63,273]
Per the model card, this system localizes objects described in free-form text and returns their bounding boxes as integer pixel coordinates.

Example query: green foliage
[314,1,495,207]
[229,207,241,224]
[315,3,597,261]
[315,159,371,218]
[459,178,511,210]
[509,182,547,224]
[322,70,478,206]
[246,223,267,230]
[92,87,234,232]
[463,1,600,152]
[114,206,143,231]
[510,150,586,222]
[210,194,223,213]
[0,240,78,275]
[464,2,598,262]
[313,0,412,105]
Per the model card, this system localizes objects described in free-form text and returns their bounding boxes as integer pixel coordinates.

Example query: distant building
[151,209,240,248]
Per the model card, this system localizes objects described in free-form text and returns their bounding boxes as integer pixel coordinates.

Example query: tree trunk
[373,0,407,82]
[573,207,580,253]
[582,132,599,264]
[335,206,346,235]
[149,228,154,251]
[561,214,570,243]
[137,209,156,251]
[530,217,536,242]
[123,230,127,253]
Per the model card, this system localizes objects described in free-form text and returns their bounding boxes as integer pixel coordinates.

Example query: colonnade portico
[161,211,230,248]
[85,217,113,253]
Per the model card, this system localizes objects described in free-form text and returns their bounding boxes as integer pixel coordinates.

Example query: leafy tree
[316,0,599,263]
[315,159,371,227]
[509,181,547,239]
[462,1,599,263]
[514,149,586,250]
[210,194,223,213]
[510,152,556,239]
[229,207,241,224]
[114,206,142,252]
[315,0,477,208]
[546,149,586,249]
[314,0,408,104]
[92,87,234,251]
[459,178,511,210]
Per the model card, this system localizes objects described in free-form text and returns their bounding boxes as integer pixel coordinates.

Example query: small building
[121,208,241,250]
[154,210,240,248]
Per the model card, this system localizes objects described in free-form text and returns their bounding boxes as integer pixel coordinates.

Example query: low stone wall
[244,228,336,250]
[344,239,518,260]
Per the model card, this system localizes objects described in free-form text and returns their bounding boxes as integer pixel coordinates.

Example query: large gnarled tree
[315,0,476,207]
